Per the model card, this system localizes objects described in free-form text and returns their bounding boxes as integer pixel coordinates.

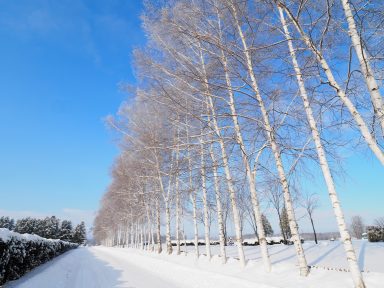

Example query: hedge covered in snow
[0,228,78,285]
[367,226,384,242]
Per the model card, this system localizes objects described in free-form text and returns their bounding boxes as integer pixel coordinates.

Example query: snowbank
[0,228,78,285]
[5,243,384,287]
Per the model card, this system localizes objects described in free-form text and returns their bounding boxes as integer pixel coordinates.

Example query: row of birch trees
[94,1,384,287]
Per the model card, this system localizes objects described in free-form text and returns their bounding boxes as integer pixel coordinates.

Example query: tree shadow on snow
[272,244,317,265]
[308,242,342,266]
[242,245,292,261]
[358,241,366,271]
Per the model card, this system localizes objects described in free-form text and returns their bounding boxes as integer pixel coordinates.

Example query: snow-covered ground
[5,240,384,288]
[181,239,384,273]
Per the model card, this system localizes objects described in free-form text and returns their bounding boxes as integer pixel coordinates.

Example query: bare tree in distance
[350,216,365,239]
[374,217,384,228]
[300,193,320,244]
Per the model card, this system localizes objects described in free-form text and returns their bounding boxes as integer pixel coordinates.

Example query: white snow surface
[5,240,384,288]
[0,228,43,242]
[0,228,70,244]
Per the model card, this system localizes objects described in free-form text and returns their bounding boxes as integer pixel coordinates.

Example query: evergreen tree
[27,218,40,235]
[42,216,60,239]
[14,217,43,235]
[14,217,34,234]
[0,216,15,230]
[262,214,274,236]
[9,216,78,240]
[280,206,291,240]
[73,222,87,245]
[33,218,44,236]
[59,220,73,242]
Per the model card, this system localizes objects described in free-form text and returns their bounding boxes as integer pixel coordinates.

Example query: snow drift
[0,228,78,285]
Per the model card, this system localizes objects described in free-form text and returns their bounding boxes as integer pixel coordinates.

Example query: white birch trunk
[278,7,366,287]
[155,152,173,254]
[190,192,200,258]
[278,2,384,165]
[209,142,227,264]
[230,1,308,275]
[136,222,140,249]
[124,225,128,248]
[156,197,162,254]
[165,202,173,254]
[121,226,124,247]
[198,45,246,268]
[218,36,271,272]
[186,120,200,258]
[130,223,134,248]
[181,206,188,256]
[117,226,121,247]
[133,224,136,248]
[207,97,246,267]
[140,223,144,250]
[142,221,148,250]
[151,213,155,252]
[175,178,181,255]
[135,222,139,249]
[150,209,155,251]
[200,139,212,259]
[165,157,174,255]
[340,0,384,135]
[175,134,181,255]
[183,230,187,256]
[146,208,152,251]
[119,226,123,247]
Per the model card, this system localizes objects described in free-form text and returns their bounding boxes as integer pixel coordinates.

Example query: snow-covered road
[5,247,180,288]
[5,247,273,288]
[5,243,384,288]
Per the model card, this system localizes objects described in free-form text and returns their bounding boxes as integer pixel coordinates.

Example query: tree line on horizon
[93,1,383,288]
[0,216,87,245]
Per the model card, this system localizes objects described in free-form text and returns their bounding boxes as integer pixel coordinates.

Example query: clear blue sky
[0,0,144,226]
[0,0,382,233]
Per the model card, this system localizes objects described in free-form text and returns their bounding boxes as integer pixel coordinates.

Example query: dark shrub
[0,228,78,285]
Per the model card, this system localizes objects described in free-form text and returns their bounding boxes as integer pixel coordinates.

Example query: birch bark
[200,139,212,259]
[186,120,200,258]
[156,197,162,253]
[229,1,308,275]
[198,46,246,267]
[276,1,384,165]
[217,25,271,272]
[175,169,181,255]
[340,0,384,135]
[278,7,365,287]
[209,141,227,264]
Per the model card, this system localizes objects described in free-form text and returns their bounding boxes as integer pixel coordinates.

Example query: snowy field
[180,239,384,273]
[5,240,384,288]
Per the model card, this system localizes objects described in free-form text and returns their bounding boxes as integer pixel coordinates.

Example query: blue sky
[0,0,382,234]
[0,0,144,226]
